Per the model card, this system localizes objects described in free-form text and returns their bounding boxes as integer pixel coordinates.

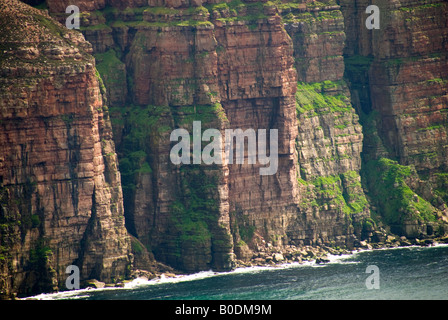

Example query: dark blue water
[30,245,448,300]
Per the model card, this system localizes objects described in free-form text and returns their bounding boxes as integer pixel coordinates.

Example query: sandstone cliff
[1,0,447,297]
[340,0,448,236]
[48,0,376,272]
[43,0,448,269]
[0,0,132,298]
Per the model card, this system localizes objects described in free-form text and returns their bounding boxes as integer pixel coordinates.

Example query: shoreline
[23,235,448,300]
[233,234,448,269]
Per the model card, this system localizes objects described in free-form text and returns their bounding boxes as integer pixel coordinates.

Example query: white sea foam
[24,243,448,300]
[24,258,354,300]
[24,270,226,300]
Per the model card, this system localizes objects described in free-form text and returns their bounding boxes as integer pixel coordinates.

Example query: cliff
[0,0,132,298]
[0,0,447,297]
[43,0,448,266]
[340,0,448,236]
[62,0,374,271]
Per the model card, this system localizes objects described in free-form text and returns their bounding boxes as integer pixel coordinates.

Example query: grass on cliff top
[205,0,270,23]
[363,158,437,225]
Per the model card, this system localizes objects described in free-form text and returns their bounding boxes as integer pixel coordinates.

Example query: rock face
[54,0,375,273]
[41,0,448,269]
[0,0,131,298]
[282,3,370,247]
[340,0,448,236]
[1,0,447,297]
[342,0,448,170]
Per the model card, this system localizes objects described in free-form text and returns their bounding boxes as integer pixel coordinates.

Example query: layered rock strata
[340,0,448,236]
[45,0,377,272]
[0,0,132,298]
[2,0,447,298]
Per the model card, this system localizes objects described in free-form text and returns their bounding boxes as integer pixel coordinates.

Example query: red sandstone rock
[0,0,131,298]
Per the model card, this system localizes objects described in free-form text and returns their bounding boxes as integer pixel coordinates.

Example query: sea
[26,244,448,300]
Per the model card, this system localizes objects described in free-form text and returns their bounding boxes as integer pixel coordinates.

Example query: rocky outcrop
[2,0,447,297]
[340,0,448,236]
[211,5,301,253]
[107,13,235,272]
[48,0,376,272]
[0,0,132,298]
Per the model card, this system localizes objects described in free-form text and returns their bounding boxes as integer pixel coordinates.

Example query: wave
[25,254,359,300]
[24,270,219,300]
[25,243,448,300]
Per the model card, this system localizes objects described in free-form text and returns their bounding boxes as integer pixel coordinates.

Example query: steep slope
[9,0,448,286]
[40,0,376,273]
[0,0,132,298]
[340,0,448,236]
[281,1,371,247]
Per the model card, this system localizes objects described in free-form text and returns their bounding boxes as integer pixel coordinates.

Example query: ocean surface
[28,244,448,300]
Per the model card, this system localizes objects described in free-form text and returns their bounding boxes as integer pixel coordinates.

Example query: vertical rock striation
[2,0,447,297]
[340,0,448,236]
[0,0,131,298]
[54,0,376,271]
[280,1,370,247]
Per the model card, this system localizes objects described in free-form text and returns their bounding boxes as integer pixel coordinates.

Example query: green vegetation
[344,55,373,74]
[29,241,52,266]
[295,81,352,116]
[145,5,209,16]
[399,2,443,12]
[384,56,420,67]
[30,214,40,228]
[32,13,67,38]
[131,237,144,254]
[233,212,256,244]
[110,101,226,266]
[103,5,213,29]
[168,167,219,257]
[426,78,448,85]
[364,158,437,225]
[416,124,442,132]
[312,174,347,210]
[94,49,126,87]
[340,170,369,215]
[94,68,107,97]
[205,0,269,24]
[306,0,338,8]
[80,23,112,31]
[279,3,341,24]
[111,105,169,199]
[111,19,213,28]
[434,173,448,205]
[311,171,368,216]
[298,170,368,216]
[173,104,225,127]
